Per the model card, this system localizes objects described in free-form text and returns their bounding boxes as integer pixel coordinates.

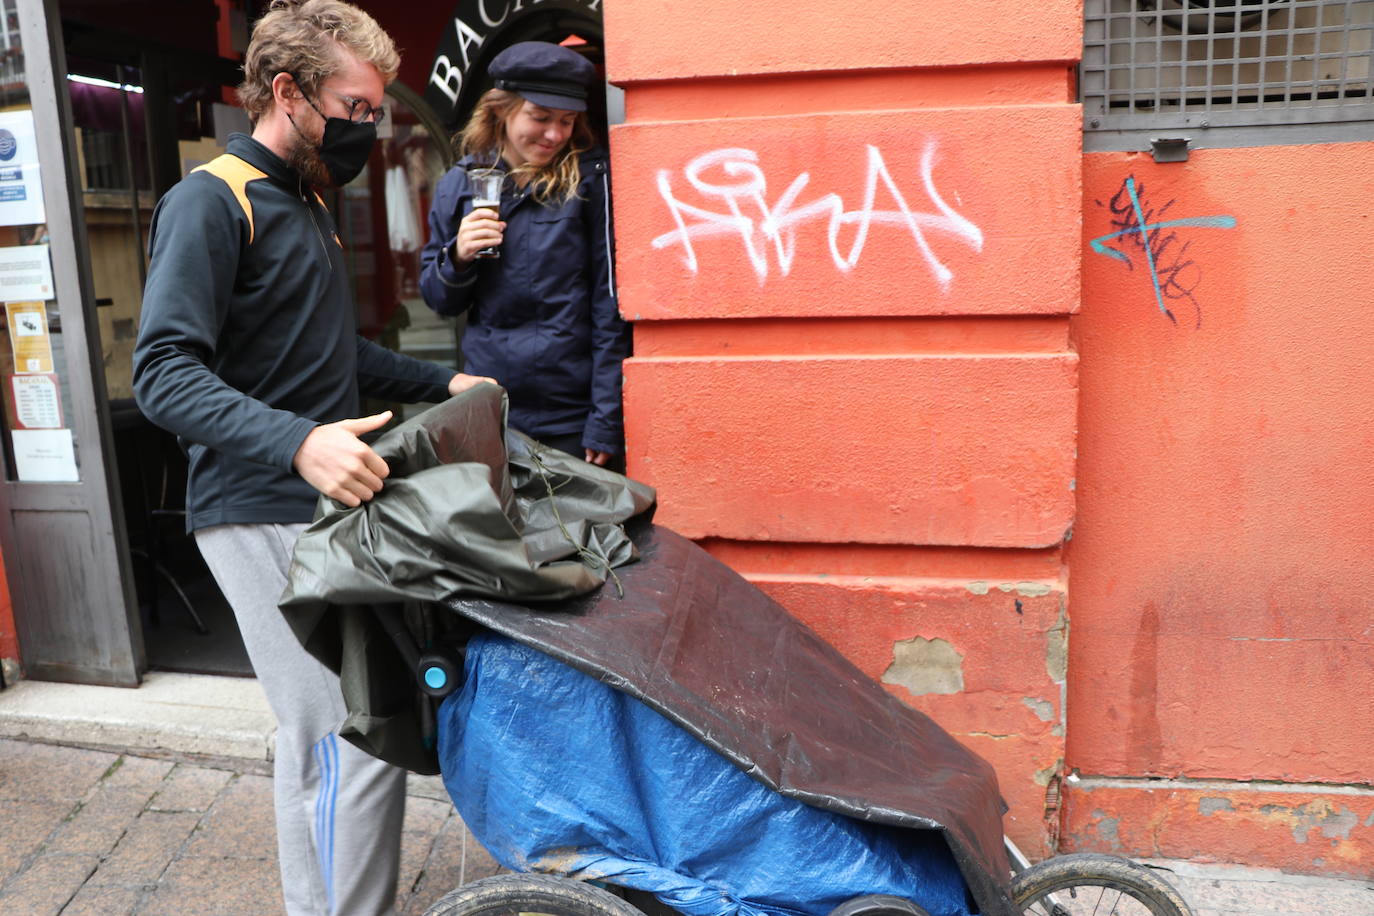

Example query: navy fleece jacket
[133,133,453,530]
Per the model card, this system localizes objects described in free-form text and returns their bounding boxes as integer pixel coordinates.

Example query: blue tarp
[439,634,975,916]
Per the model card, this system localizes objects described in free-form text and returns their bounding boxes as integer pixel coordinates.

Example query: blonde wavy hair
[238,0,400,124]
[459,89,594,206]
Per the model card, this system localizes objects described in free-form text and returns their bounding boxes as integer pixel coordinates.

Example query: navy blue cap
[489,41,596,112]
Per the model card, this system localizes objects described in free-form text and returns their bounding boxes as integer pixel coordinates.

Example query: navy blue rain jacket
[419,148,628,454]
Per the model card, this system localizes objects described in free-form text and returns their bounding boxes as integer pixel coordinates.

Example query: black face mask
[287,80,378,187]
[313,115,376,187]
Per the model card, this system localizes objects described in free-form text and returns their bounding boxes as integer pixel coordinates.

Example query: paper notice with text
[6,301,54,374]
[0,244,54,302]
[0,109,46,227]
[12,428,78,481]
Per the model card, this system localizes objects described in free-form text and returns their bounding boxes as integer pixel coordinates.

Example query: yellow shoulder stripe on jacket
[311,190,344,248]
[191,154,268,244]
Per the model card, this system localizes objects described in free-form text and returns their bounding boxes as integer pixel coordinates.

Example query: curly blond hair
[459,89,594,206]
[238,0,399,124]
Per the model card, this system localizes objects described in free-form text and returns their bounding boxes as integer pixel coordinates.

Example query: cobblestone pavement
[1138,858,1374,916]
[3,736,1373,916]
[0,738,497,915]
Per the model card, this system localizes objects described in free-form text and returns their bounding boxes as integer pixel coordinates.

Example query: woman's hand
[585,449,613,466]
[448,373,497,395]
[453,206,506,263]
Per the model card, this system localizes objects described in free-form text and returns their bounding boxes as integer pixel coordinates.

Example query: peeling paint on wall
[996,581,1054,597]
[1023,697,1055,722]
[966,580,1053,597]
[1199,797,1235,816]
[1045,604,1068,684]
[882,636,965,696]
[1066,782,1374,876]
[1087,809,1123,851]
[1258,801,1361,845]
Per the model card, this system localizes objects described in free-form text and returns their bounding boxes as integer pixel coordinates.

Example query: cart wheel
[826,893,931,916]
[422,873,648,916]
[418,647,463,698]
[1011,853,1195,916]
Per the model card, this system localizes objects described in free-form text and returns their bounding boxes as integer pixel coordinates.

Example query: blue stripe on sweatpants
[196,523,407,916]
[326,736,338,908]
[314,735,338,913]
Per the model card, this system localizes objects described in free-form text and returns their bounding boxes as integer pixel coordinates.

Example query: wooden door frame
[0,0,142,686]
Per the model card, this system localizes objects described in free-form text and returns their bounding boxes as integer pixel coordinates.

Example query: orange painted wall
[608,0,1082,857]
[1064,783,1374,877]
[1067,143,1374,876]
[611,106,1082,321]
[606,0,1081,79]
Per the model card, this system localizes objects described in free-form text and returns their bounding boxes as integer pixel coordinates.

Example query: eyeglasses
[318,85,386,125]
[290,74,387,125]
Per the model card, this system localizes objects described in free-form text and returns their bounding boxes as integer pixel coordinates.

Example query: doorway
[55,3,471,677]
[62,13,254,675]
[7,0,605,683]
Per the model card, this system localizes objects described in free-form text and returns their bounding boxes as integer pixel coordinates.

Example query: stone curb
[0,673,275,762]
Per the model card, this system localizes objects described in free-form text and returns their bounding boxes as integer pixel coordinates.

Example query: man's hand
[449,373,497,396]
[293,411,393,507]
[585,449,612,466]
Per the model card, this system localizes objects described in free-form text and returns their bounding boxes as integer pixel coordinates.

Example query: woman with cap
[419,41,628,467]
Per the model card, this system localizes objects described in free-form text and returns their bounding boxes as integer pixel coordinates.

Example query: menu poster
[12,428,78,482]
[0,109,46,227]
[7,372,62,429]
[6,301,53,374]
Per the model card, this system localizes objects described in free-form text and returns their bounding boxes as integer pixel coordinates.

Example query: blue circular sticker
[0,129,16,161]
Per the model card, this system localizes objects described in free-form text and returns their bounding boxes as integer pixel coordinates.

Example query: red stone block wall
[606,0,1083,857]
[1068,145,1374,876]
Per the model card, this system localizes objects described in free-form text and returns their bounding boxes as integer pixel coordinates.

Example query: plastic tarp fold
[284,385,654,611]
[279,388,1015,916]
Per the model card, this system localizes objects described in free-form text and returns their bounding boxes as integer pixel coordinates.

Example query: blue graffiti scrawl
[1089,176,1236,329]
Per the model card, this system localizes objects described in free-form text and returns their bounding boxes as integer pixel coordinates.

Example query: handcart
[376,533,1196,916]
[278,388,1195,916]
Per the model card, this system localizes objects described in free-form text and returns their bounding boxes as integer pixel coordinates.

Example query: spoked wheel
[826,893,931,916]
[1010,853,1195,916]
[422,873,648,916]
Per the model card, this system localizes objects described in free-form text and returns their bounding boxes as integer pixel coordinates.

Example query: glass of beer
[466,167,504,259]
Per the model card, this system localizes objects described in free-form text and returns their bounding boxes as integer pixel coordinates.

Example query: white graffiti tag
[652,142,983,287]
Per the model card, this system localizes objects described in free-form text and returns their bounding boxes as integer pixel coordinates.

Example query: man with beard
[132,2,490,912]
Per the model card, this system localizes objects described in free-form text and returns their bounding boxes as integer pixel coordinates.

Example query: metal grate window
[1083,0,1374,150]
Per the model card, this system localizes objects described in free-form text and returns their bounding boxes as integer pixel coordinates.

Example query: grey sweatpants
[196,522,407,916]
